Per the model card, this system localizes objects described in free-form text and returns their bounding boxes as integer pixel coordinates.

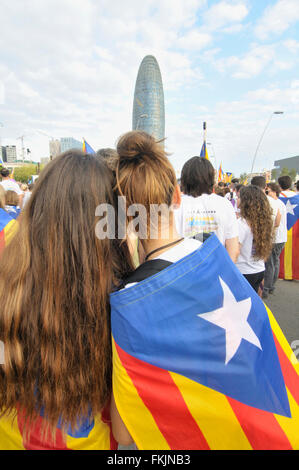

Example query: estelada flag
[82,138,95,154]
[218,163,224,182]
[0,208,18,253]
[279,193,299,280]
[111,235,299,450]
[0,406,117,450]
[200,141,209,160]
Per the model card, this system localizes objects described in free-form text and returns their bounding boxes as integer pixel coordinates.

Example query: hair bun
[117,131,156,163]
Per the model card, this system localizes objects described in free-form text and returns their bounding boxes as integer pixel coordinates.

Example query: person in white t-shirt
[236,185,274,293]
[263,182,287,298]
[0,168,24,207]
[174,157,239,262]
[278,175,296,198]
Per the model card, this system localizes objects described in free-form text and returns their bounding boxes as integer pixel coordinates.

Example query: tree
[271,169,278,181]
[13,165,38,183]
[239,173,248,183]
[280,167,290,176]
[289,168,297,182]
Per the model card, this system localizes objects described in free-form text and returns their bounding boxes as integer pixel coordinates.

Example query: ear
[172,184,181,209]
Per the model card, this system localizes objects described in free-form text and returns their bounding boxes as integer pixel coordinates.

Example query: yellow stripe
[284,228,293,280]
[266,305,299,374]
[4,219,18,246]
[170,371,252,450]
[274,388,299,450]
[112,340,170,450]
[66,416,111,450]
[0,413,25,450]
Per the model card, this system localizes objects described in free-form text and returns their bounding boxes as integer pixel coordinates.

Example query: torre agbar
[132,55,165,142]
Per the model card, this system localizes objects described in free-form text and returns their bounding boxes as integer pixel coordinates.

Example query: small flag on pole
[82,138,95,154]
[218,164,224,182]
[200,122,209,160]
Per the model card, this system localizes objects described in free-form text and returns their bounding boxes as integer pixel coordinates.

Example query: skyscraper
[132,55,165,142]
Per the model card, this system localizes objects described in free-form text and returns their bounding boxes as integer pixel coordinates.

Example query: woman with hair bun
[236,185,274,292]
[0,150,132,449]
[109,131,291,451]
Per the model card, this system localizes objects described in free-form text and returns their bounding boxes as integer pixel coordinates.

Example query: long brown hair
[0,150,132,437]
[239,185,273,260]
[116,130,176,212]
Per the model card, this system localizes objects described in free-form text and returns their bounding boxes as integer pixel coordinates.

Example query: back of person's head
[239,185,273,260]
[251,175,266,190]
[181,157,215,197]
[218,182,225,188]
[1,168,10,179]
[267,182,280,197]
[235,184,244,194]
[0,186,5,209]
[0,149,132,437]
[96,148,119,172]
[28,183,35,192]
[214,186,225,197]
[296,180,299,191]
[21,184,28,192]
[231,178,239,185]
[5,190,19,207]
[278,175,292,190]
[116,130,176,209]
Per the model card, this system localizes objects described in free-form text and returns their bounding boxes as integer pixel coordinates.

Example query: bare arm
[274,209,281,228]
[225,237,240,263]
[110,394,134,446]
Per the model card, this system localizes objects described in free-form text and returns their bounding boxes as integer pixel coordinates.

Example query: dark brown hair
[0,150,132,439]
[278,175,292,190]
[251,176,266,190]
[181,157,215,197]
[239,185,273,260]
[116,130,176,210]
[267,182,280,197]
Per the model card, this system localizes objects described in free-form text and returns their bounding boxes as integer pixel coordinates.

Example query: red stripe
[227,397,292,450]
[0,229,5,255]
[292,221,299,279]
[273,333,299,406]
[115,342,210,450]
[17,410,69,450]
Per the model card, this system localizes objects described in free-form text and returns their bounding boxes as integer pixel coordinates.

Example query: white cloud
[177,30,212,50]
[255,0,299,40]
[202,1,249,31]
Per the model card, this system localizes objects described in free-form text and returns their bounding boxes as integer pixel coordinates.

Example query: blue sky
[0,0,298,176]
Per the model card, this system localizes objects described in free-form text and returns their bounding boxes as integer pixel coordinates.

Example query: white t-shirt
[235,218,265,275]
[0,179,23,195]
[125,238,202,289]
[275,198,288,244]
[267,195,279,224]
[280,190,295,198]
[174,193,238,245]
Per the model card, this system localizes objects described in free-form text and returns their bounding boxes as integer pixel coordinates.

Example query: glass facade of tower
[132,56,165,142]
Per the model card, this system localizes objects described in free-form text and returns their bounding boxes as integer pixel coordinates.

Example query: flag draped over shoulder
[0,208,18,253]
[111,235,299,450]
[200,141,209,160]
[0,407,117,450]
[82,138,95,154]
[279,193,299,280]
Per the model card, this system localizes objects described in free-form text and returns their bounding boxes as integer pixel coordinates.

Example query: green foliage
[271,169,278,181]
[289,168,297,182]
[239,172,248,183]
[13,165,38,183]
[280,167,290,177]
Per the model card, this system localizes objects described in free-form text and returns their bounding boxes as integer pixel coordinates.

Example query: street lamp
[136,114,148,130]
[207,142,217,170]
[250,111,284,175]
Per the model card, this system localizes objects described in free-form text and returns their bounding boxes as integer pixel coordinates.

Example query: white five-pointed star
[198,277,262,365]
[285,199,297,216]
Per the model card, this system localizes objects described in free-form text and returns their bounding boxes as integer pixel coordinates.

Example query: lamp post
[207,142,217,170]
[136,113,148,130]
[250,111,284,175]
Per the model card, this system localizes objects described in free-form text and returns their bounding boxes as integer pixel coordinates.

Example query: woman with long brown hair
[0,150,132,449]
[236,185,274,292]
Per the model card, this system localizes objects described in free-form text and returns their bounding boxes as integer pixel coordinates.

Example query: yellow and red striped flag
[0,208,18,253]
[111,235,299,450]
[279,193,299,280]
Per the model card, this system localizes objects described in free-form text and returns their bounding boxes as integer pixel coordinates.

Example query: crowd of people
[0,131,297,450]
